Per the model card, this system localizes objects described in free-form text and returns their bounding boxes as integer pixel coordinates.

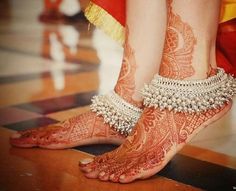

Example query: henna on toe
[10,89,142,149]
[10,127,50,147]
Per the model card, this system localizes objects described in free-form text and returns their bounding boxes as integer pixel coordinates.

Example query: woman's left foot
[79,102,231,183]
[79,0,236,183]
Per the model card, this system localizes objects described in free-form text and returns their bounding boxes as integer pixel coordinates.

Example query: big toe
[79,158,96,172]
[79,158,94,166]
[10,132,36,148]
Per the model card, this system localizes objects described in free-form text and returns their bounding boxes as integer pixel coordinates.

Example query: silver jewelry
[142,68,236,113]
[90,91,142,136]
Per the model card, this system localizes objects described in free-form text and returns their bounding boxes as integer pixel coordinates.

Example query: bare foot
[79,102,231,183]
[10,111,126,149]
[10,25,144,149]
[79,0,235,183]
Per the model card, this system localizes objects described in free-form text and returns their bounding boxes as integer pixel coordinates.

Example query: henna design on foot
[115,26,142,107]
[159,0,197,80]
[10,111,125,149]
[81,103,231,183]
[10,27,143,149]
[79,0,232,183]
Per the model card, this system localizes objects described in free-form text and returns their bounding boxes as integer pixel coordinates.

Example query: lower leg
[114,0,167,106]
[159,0,221,80]
[81,0,234,183]
[10,0,167,149]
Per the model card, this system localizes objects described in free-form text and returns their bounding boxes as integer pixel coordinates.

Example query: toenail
[86,168,92,173]
[110,174,114,179]
[99,171,105,176]
[120,175,125,180]
[80,158,94,165]
[11,133,21,139]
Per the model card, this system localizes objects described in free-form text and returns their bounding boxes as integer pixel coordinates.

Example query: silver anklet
[142,68,236,113]
[90,91,143,136]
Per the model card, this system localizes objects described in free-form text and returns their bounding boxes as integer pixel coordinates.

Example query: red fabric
[216,18,236,76]
[44,0,62,10]
[91,0,236,75]
[91,0,126,26]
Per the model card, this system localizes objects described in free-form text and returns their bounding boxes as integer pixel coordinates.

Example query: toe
[83,161,110,179]
[119,167,142,183]
[79,159,97,173]
[10,132,21,139]
[84,169,100,179]
[79,158,94,166]
[109,173,121,182]
[109,166,129,182]
[98,171,109,181]
[10,132,37,148]
[119,174,138,183]
[79,154,109,172]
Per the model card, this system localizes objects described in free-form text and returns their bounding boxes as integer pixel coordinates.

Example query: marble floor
[0,0,236,191]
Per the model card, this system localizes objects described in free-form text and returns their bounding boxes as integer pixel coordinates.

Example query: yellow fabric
[220,0,236,22]
[85,2,125,44]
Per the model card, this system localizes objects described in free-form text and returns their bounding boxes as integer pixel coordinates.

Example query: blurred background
[0,0,123,109]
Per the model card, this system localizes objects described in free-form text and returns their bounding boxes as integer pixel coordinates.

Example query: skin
[10,112,125,149]
[10,0,168,148]
[114,27,142,108]
[9,29,136,148]
[125,0,167,101]
[79,0,231,183]
[159,0,197,79]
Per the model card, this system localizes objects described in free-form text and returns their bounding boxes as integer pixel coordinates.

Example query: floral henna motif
[55,112,124,144]
[10,26,140,148]
[11,27,141,148]
[82,102,230,182]
[159,0,197,80]
[114,26,142,107]
[122,106,227,180]
[81,0,232,183]
[10,111,124,148]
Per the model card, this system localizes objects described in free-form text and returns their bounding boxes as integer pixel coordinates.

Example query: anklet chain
[142,68,236,113]
[90,91,143,136]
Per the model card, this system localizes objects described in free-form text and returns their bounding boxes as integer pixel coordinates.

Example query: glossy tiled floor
[0,1,236,191]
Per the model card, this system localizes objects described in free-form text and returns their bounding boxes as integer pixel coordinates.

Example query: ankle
[188,39,218,80]
[114,85,143,108]
[159,38,218,81]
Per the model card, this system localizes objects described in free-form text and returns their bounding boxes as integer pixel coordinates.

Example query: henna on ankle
[207,65,217,77]
[114,26,143,108]
[159,0,196,80]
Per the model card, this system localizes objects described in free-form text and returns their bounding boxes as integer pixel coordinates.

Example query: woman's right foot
[10,25,147,149]
[10,111,126,149]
